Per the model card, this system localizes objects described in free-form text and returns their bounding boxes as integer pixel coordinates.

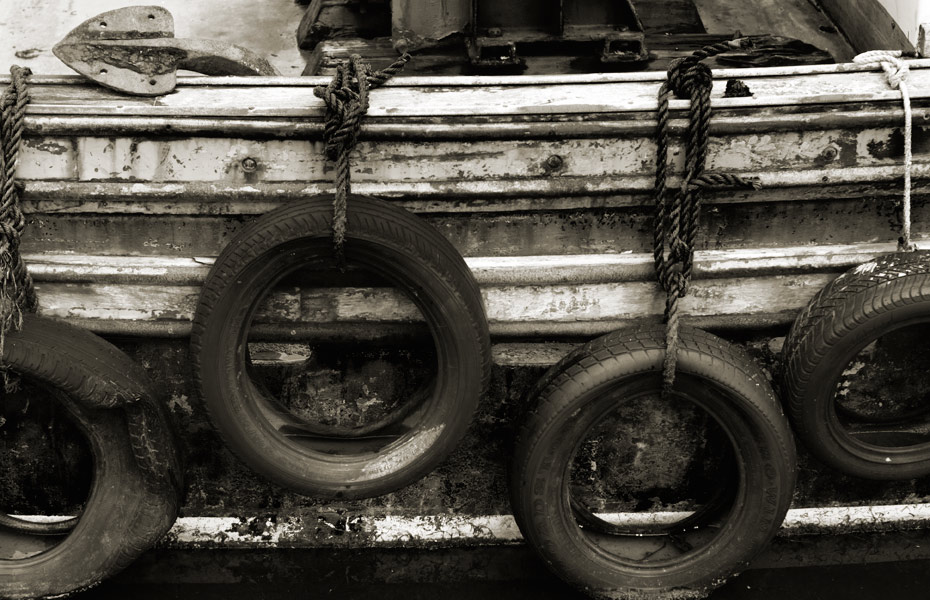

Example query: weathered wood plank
[818,0,915,54]
[695,0,856,62]
[12,59,930,86]
[18,193,923,258]
[14,61,930,118]
[15,125,930,194]
[25,244,895,338]
[23,243,898,284]
[32,275,828,336]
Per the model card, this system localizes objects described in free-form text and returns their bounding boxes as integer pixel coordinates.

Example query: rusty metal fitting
[820,146,839,161]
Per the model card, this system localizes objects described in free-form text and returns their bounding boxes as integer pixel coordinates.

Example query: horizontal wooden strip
[60,313,796,342]
[21,107,930,139]
[15,64,930,118]
[18,167,930,214]
[9,59,930,88]
[18,127,929,185]
[17,62,926,90]
[24,243,895,285]
[21,246,896,343]
[32,277,825,323]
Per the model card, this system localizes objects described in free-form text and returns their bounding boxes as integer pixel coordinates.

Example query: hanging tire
[510,325,795,598]
[191,195,491,498]
[0,315,181,599]
[782,251,930,479]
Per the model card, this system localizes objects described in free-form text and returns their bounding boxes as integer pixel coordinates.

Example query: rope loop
[0,65,37,363]
[313,53,410,266]
[667,59,713,100]
[853,50,915,251]
[853,50,909,89]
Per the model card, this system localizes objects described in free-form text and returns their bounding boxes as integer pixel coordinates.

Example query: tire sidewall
[797,301,930,478]
[0,318,178,599]
[514,329,794,595]
[197,202,485,497]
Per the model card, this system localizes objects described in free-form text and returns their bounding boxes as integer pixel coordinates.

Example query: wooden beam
[13,60,930,119]
[391,0,470,51]
[24,244,894,342]
[818,0,915,54]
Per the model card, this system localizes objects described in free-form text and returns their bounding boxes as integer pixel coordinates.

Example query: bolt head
[546,155,563,169]
[821,146,838,161]
[241,157,258,172]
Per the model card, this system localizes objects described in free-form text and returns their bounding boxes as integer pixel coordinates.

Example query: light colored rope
[853,50,915,250]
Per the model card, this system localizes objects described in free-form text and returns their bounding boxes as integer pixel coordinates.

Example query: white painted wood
[31,276,830,325]
[21,243,897,335]
[9,59,930,87]
[20,163,930,215]
[16,62,930,118]
[17,140,930,202]
[22,243,899,285]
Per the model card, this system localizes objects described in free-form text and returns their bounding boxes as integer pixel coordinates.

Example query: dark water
[73,546,930,600]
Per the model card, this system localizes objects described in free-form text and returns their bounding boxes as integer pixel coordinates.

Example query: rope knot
[653,40,762,395]
[313,53,411,266]
[669,236,690,263]
[667,59,712,100]
[853,50,908,89]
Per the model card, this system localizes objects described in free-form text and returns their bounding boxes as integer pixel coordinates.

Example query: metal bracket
[465,38,526,71]
[53,6,280,96]
[600,32,649,64]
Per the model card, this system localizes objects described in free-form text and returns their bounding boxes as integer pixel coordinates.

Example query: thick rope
[313,54,410,267]
[853,50,915,251]
[0,66,37,361]
[654,41,760,395]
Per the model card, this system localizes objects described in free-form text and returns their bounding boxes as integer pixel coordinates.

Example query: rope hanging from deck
[653,41,761,395]
[0,66,37,357]
[853,50,915,251]
[314,53,411,267]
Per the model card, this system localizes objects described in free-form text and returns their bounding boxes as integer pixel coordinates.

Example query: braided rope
[653,41,760,394]
[314,53,410,267]
[0,66,36,361]
[853,50,915,251]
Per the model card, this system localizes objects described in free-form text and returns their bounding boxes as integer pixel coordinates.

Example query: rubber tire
[191,195,491,499]
[0,315,180,599]
[511,325,796,599]
[782,251,930,479]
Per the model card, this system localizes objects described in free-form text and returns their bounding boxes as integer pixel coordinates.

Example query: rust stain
[24,139,69,155]
[69,43,185,75]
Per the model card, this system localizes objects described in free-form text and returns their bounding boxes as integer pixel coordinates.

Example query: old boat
[6,0,930,597]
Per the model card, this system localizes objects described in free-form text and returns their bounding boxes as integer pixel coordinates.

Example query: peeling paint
[20,502,930,550]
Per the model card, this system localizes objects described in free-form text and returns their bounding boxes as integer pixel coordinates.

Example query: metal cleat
[53,5,279,96]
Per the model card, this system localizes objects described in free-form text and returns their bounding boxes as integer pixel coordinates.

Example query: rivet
[487,27,502,38]
[241,157,259,172]
[546,154,564,169]
[821,146,838,161]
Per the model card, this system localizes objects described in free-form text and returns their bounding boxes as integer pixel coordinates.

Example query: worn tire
[782,251,930,479]
[511,325,796,599]
[0,315,180,599]
[191,195,491,498]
